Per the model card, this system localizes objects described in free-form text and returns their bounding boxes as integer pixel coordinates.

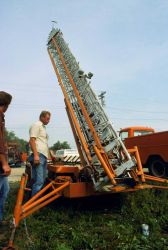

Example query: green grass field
[3,182,168,250]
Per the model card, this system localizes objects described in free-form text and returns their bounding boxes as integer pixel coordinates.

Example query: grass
[3,182,168,250]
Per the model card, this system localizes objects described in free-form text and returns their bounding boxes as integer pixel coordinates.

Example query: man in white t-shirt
[29,111,51,196]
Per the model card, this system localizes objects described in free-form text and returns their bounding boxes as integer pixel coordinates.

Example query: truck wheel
[148,158,166,178]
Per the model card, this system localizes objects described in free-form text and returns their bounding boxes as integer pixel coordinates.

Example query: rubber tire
[148,158,166,178]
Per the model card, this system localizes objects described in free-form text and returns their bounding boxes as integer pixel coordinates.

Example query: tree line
[5,129,71,152]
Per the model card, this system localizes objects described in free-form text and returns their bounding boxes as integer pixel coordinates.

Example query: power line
[110,117,168,121]
[106,106,168,114]
[6,126,71,129]
[9,103,168,114]
[9,105,168,115]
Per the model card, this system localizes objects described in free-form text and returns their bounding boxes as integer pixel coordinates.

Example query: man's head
[39,111,51,125]
[0,91,12,113]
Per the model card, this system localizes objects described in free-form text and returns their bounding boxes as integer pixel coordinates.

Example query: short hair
[0,91,12,106]
[39,111,51,119]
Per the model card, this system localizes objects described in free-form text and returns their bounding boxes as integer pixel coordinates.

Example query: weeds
[4,183,168,250]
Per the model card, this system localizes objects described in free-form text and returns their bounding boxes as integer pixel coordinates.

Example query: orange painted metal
[48,164,80,180]
[108,183,167,193]
[50,38,116,183]
[51,37,102,149]
[22,181,70,215]
[120,126,155,138]
[63,182,95,198]
[123,128,168,166]
[93,145,116,185]
[11,177,70,230]
[128,147,145,182]
[144,174,168,183]
[14,174,28,226]
[134,146,145,182]
[65,102,86,167]
[48,48,92,166]
[20,194,61,220]
[22,181,53,209]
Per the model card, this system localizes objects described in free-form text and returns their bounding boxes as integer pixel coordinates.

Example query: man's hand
[2,164,11,176]
[34,154,40,166]
[29,137,40,166]
[51,156,57,163]
[49,150,56,163]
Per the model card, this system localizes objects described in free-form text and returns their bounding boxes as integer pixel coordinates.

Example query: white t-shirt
[29,121,49,158]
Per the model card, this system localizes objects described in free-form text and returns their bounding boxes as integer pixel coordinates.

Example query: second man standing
[29,111,51,196]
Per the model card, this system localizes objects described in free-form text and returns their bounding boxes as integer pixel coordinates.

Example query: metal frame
[47,28,135,188]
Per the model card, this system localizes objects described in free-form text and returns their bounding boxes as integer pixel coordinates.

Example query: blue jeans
[0,176,10,222]
[28,153,47,197]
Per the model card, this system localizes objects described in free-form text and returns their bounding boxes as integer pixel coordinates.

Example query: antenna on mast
[51,20,57,29]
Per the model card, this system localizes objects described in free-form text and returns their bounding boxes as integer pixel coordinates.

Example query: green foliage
[4,184,168,250]
[5,130,16,141]
[5,129,28,151]
[50,140,71,151]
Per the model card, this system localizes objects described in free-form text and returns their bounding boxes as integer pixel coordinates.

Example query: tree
[5,130,16,141]
[50,140,71,151]
[5,129,28,152]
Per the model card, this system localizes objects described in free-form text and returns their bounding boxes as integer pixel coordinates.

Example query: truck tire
[148,158,166,178]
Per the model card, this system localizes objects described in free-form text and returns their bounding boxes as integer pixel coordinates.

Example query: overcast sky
[1,0,168,147]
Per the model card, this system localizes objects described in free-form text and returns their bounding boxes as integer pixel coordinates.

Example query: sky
[1,0,168,148]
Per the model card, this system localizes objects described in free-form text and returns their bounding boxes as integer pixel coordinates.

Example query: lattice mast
[47,28,135,189]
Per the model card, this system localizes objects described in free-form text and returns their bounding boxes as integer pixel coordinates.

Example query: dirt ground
[8,166,25,182]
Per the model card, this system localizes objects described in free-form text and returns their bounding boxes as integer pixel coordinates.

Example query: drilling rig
[4,27,168,249]
[47,27,136,190]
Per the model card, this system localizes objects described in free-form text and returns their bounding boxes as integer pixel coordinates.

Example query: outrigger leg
[3,174,70,249]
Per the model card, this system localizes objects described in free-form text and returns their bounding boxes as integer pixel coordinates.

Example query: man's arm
[0,120,11,175]
[49,150,56,162]
[29,137,40,165]
[0,154,11,176]
[29,123,41,165]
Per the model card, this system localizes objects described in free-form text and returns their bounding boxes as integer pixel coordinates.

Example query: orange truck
[120,126,168,178]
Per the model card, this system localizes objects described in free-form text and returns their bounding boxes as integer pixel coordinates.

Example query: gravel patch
[8,166,25,182]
